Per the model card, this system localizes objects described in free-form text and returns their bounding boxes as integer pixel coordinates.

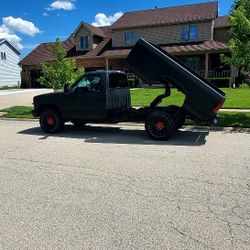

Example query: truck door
[63,73,107,120]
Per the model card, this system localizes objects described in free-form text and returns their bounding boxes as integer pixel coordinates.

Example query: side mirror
[64,84,70,94]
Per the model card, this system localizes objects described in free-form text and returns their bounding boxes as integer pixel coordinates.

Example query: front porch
[105,51,236,87]
[175,52,232,79]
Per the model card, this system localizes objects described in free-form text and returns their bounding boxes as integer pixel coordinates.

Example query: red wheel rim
[155,121,166,131]
[47,117,55,126]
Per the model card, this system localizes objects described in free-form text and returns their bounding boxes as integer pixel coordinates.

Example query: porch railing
[198,70,231,78]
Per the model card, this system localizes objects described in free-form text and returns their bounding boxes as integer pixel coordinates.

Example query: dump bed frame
[126,38,226,121]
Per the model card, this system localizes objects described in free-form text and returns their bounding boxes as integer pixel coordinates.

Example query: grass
[0,106,33,119]
[0,86,18,90]
[131,87,250,109]
[216,112,250,128]
[0,106,250,128]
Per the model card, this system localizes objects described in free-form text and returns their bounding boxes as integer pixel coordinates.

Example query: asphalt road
[0,89,52,109]
[0,120,249,249]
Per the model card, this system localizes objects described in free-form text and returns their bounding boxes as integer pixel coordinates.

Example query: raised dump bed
[126,38,226,122]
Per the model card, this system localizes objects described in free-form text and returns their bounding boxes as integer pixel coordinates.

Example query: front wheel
[145,111,176,140]
[39,108,64,133]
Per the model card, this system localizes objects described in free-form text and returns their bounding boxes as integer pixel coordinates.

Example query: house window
[124,31,139,45]
[181,25,198,41]
[185,57,200,72]
[80,36,89,49]
[1,52,6,60]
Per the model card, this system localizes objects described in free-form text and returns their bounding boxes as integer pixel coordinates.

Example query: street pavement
[0,119,249,249]
[0,89,53,109]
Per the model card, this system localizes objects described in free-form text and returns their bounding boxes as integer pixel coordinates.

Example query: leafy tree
[38,38,84,90]
[221,0,250,70]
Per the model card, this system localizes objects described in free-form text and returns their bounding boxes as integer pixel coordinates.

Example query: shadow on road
[18,124,209,146]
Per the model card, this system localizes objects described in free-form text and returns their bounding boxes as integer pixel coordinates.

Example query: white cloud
[0,31,23,50]
[43,12,49,16]
[0,17,41,50]
[3,16,41,36]
[48,1,75,11]
[92,12,123,27]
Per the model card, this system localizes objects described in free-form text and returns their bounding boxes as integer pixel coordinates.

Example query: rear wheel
[145,111,176,140]
[39,108,64,133]
[71,120,86,128]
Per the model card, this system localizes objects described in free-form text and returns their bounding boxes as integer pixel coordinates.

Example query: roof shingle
[214,16,230,28]
[112,1,218,30]
[102,40,228,57]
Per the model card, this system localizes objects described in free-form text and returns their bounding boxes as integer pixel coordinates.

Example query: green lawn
[0,86,18,90]
[0,106,33,119]
[1,106,250,128]
[131,88,250,109]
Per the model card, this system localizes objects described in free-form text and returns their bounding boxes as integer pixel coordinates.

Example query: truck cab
[33,70,131,132]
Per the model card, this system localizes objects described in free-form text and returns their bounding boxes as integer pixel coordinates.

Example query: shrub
[238,83,250,88]
[208,77,230,88]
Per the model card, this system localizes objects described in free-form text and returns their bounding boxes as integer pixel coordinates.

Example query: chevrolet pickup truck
[33,38,226,140]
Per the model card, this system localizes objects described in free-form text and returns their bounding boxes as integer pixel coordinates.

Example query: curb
[0,118,249,132]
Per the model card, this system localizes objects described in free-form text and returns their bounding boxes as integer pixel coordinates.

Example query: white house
[0,39,21,87]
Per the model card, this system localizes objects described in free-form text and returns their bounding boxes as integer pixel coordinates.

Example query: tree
[38,38,84,90]
[221,0,250,70]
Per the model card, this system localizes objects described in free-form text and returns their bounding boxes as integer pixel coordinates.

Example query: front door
[63,73,107,120]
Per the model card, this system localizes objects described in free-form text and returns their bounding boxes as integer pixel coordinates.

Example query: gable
[0,39,21,55]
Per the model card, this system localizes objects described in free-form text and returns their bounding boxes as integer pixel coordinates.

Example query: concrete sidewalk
[0,89,53,109]
[220,108,250,112]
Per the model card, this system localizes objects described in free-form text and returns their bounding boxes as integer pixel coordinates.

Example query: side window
[124,31,139,45]
[181,25,198,41]
[74,74,102,92]
[109,73,129,88]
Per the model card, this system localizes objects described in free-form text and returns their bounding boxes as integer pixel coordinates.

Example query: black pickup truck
[33,38,226,140]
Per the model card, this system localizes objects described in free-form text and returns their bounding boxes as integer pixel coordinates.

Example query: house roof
[19,36,76,66]
[73,22,106,38]
[19,26,112,66]
[0,38,21,55]
[102,40,228,57]
[112,1,218,30]
[214,16,230,28]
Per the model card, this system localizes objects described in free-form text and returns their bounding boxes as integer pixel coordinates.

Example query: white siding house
[0,39,21,87]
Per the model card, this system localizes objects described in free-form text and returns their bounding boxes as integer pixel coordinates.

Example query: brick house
[19,1,234,88]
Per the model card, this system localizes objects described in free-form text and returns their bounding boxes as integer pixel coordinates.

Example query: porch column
[205,53,209,79]
[105,57,109,70]
[230,65,238,88]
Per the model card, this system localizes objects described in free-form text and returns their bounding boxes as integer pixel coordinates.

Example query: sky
[0,0,234,58]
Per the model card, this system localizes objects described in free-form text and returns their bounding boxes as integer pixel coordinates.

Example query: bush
[208,77,230,88]
[239,83,250,88]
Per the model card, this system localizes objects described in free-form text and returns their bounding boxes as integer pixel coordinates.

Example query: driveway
[0,89,53,109]
[0,120,249,249]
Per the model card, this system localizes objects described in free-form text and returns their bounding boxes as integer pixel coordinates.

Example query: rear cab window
[109,73,129,89]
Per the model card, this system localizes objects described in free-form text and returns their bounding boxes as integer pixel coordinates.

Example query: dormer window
[80,36,89,49]
[181,25,198,41]
[124,31,139,45]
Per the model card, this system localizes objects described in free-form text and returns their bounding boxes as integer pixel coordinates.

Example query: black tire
[71,120,86,128]
[164,105,185,129]
[39,108,64,133]
[145,111,176,140]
